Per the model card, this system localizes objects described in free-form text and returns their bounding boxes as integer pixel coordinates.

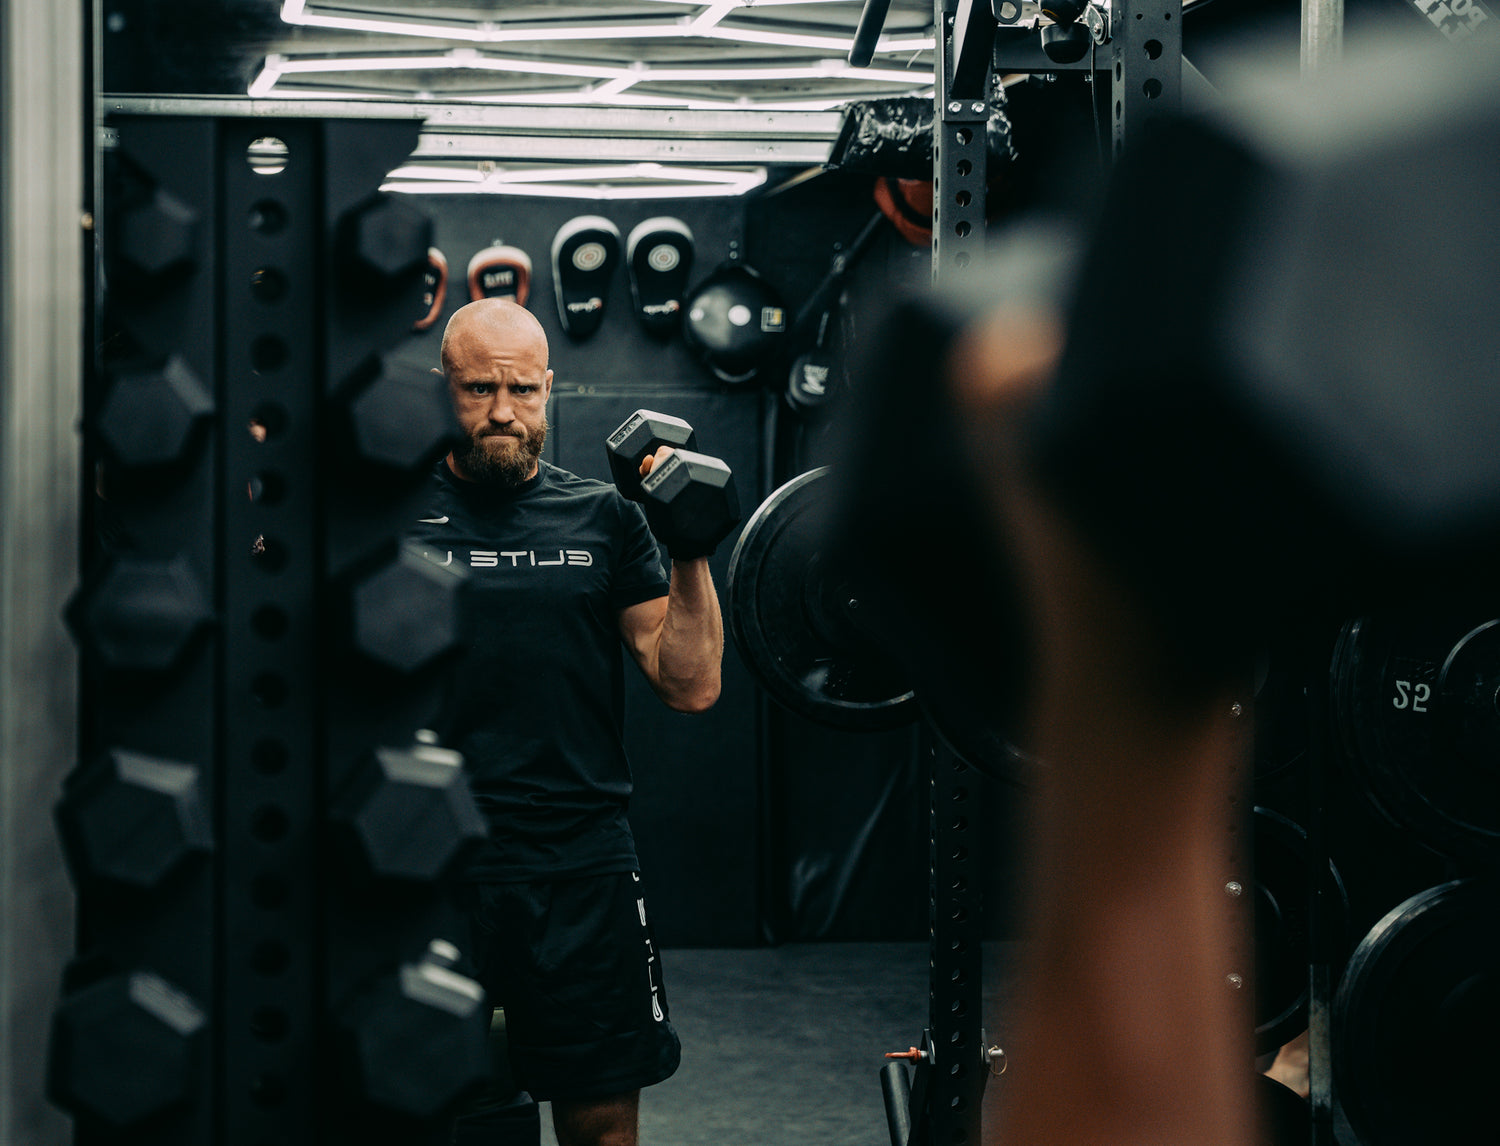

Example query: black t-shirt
[409,459,669,881]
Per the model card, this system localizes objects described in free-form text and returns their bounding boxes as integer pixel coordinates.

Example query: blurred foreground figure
[950,293,1257,1146]
[838,34,1500,1146]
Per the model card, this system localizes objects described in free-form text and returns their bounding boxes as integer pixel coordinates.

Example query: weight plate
[1253,649,1309,781]
[1251,807,1349,1054]
[1333,878,1500,1146]
[726,468,917,731]
[918,688,1033,786]
[1332,612,1500,860]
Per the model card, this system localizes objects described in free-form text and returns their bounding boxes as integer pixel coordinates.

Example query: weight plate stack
[1333,878,1500,1146]
[1331,613,1500,863]
[1252,807,1350,1055]
[1253,650,1310,784]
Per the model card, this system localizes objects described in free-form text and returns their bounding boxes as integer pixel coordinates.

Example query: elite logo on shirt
[420,547,596,569]
[471,549,594,568]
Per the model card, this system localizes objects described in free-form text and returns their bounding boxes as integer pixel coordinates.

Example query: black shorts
[464,871,681,1103]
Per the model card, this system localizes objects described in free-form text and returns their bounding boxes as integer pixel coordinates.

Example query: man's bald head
[441,298,550,378]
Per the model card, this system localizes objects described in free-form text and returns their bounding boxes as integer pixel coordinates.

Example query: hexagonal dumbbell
[331,738,484,883]
[338,192,434,296]
[56,748,212,891]
[98,355,215,472]
[339,356,460,480]
[605,409,697,502]
[640,448,741,561]
[347,543,465,675]
[48,970,207,1129]
[112,184,200,293]
[340,940,491,1120]
[66,554,213,674]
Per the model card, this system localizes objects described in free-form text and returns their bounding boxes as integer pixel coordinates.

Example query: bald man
[412,300,723,1146]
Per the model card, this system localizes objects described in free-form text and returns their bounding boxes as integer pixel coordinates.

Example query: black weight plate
[726,468,917,731]
[1253,648,1309,782]
[1252,807,1350,1055]
[918,690,1034,787]
[1333,612,1500,860]
[1333,878,1500,1146]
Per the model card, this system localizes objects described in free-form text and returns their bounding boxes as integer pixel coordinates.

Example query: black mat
[538,942,1017,1146]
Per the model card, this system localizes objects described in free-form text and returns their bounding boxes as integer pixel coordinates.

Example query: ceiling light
[278,0,933,55]
[643,61,925,82]
[381,162,768,199]
[703,26,936,50]
[249,51,934,104]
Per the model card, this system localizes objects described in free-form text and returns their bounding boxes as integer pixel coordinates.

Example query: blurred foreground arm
[947,311,1256,1146]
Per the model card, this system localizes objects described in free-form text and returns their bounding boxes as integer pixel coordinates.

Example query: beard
[453,415,547,487]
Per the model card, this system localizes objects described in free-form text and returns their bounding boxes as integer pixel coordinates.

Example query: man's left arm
[618,557,723,713]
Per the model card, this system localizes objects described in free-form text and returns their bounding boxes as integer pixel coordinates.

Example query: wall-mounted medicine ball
[681,262,788,385]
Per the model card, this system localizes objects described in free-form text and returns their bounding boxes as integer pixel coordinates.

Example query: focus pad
[551,216,621,339]
[626,217,695,337]
[682,263,788,385]
[467,244,532,306]
[413,247,448,332]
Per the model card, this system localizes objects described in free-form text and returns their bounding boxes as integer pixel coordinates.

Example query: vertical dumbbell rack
[879,735,991,1146]
[926,736,989,1145]
[890,2,1189,1141]
[54,113,483,1145]
[891,7,1004,1132]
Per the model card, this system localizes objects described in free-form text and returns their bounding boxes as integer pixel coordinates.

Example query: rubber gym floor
[536,942,1017,1146]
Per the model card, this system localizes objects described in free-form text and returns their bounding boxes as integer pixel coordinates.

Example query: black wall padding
[766,718,926,941]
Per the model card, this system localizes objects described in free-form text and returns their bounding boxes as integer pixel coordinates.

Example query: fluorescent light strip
[387,164,487,182]
[382,166,768,199]
[687,0,739,31]
[279,0,932,53]
[458,89,915,110]
[644,62,923,82]
[703,25,936,50]
[250,52,934,101]
[383,182,757,199]
[255,79,887,109]
[459,89,750,108]
[492,162,752,185]
[272,52,633,81]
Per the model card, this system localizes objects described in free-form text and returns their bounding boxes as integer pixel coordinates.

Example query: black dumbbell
[330,737,485,884]
[344,543,466,676]
[65,554,214,675]
[640,448,741,560]
[605,409,697,502]
[55,748,212,891]
[337,192,434,297]
[48,970,207,1128]
[337,356,461,481]
[98,355,215,473]
[338,939,490,1120]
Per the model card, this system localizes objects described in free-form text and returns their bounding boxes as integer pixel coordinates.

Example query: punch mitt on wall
[466,243,532,306]
[551,216,621,339]
[626,217,695,338]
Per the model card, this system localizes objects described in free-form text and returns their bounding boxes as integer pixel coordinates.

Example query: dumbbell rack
[878,734,995,1146]
[54,113,482,1145]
